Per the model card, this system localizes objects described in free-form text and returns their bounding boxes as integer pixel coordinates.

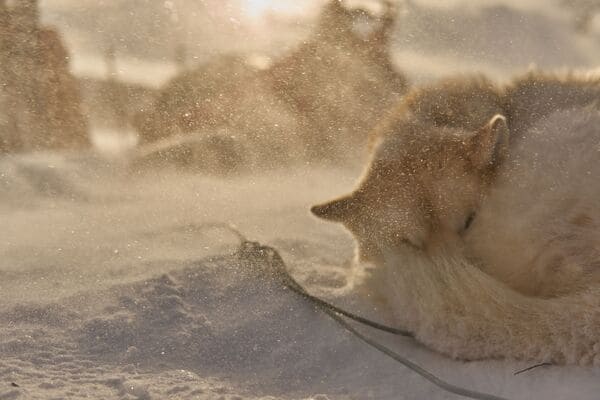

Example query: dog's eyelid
[463,211,476,232]
[400,237,422,250]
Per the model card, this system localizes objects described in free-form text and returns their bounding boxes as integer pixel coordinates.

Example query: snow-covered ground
[2,1,600,399]
[3,153,600,400]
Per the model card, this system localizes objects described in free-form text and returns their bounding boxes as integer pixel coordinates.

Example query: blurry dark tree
[0,0,88,152]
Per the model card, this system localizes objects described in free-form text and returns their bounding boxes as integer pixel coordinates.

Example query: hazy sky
[36,0,599,86]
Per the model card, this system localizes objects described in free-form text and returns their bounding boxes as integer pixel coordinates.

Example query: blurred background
[1,0,599,170]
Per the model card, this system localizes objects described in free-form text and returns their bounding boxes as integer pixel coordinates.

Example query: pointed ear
[469,114,510,169]
[311,195,355,222]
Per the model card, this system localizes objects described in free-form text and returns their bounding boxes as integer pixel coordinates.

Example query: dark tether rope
[236,240,512,400]
[191,224,512,400]
[279,263,412,336]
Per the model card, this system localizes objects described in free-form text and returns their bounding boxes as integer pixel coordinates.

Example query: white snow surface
[1,153,600,400]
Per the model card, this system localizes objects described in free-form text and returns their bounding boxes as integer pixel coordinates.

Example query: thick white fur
[380,244,600,365]
[466,106,600,297]
[374,106,600,364]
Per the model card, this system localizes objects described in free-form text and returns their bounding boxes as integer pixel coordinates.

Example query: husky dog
[311,72,600,364]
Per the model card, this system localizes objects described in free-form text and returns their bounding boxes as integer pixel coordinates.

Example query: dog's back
[466,105,600,297]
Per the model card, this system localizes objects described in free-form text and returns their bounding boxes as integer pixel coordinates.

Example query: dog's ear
[468,114,510,169]
[311,195,356,222]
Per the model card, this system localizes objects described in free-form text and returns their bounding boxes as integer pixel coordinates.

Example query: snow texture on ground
[2,154,600,400]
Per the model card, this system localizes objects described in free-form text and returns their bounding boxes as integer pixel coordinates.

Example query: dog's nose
[310,204,328,217]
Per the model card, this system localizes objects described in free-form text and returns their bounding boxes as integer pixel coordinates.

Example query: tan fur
[311,71,600,364]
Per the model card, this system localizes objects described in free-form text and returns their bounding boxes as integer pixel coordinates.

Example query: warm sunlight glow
[240,0,307,19]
